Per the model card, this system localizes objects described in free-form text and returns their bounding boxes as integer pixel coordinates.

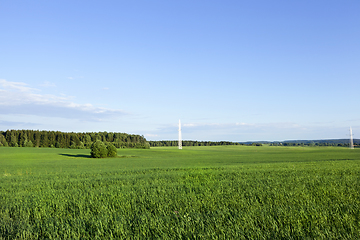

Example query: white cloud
[0,79,37,92]
[0,79,127,121]
[183,123,197,127]
[183,122,221,127]
[145,133,159,137]
[0,119,39,128]
[235,122,254,126]
[40,81,56,87]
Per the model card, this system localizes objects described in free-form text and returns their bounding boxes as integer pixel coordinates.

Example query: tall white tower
[178,119,182,149]
[350,127,354,149]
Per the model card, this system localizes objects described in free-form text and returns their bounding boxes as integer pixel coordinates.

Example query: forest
[0,130,150,149]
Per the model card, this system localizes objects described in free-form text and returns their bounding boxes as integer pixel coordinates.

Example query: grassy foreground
[1,146,360,239]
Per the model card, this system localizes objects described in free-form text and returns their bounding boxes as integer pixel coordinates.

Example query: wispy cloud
[0,79,127,121]
[40,81,56,87]
[0,120,39,128]
[184,123,215,127]
[236,122,254,126]
[0,79,37,92]
[145,133,158,137]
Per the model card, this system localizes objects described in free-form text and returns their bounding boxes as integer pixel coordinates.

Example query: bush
[106,143,117,157]
[25,141,33,147]
[90,140,107,158]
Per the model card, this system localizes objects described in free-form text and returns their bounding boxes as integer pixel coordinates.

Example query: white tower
[178,119,182,149]
[350,127,354,149]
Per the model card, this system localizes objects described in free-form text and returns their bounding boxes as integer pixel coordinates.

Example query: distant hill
[240,139,360,146]
[282,139,360,145]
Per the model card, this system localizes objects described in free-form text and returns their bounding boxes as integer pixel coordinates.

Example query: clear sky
[0,0,359,142]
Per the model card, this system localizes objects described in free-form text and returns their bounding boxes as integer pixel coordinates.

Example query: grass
[1,145,360,239]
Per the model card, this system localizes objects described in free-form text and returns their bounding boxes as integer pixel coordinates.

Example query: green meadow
[1,146,360,239]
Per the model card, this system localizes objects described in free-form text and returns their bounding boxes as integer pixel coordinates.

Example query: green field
[1,146,360,239]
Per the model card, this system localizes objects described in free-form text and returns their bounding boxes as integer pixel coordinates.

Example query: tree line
[0,130,150,149]
[149,140,242,147]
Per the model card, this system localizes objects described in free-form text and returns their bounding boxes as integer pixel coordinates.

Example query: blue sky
[0,0,359,141]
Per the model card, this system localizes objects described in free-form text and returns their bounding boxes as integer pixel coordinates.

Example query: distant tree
[24,140,33,147]
[8,131,18,147]
[70,133,80,146]
[48,132,56,146]
[19,131,27,147]
[78,141,85,149]
[82,135,92,148]
[70,141,77,149]
[0,134,8,146]
[106,143,117,157]
[90,140,107,158]
[40,131,49,147]
[34,131,40,147]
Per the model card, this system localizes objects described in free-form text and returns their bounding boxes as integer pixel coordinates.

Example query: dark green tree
[0,134,8,147]
[40,131,49,147]
[106,143,117,157]
[19,131,27,147]
[9,131,18,147]
[90,140,107,158]
[34,131,40,147]
[25,140,33,147]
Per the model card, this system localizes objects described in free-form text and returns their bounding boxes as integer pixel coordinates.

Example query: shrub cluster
[90,141,117,158]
